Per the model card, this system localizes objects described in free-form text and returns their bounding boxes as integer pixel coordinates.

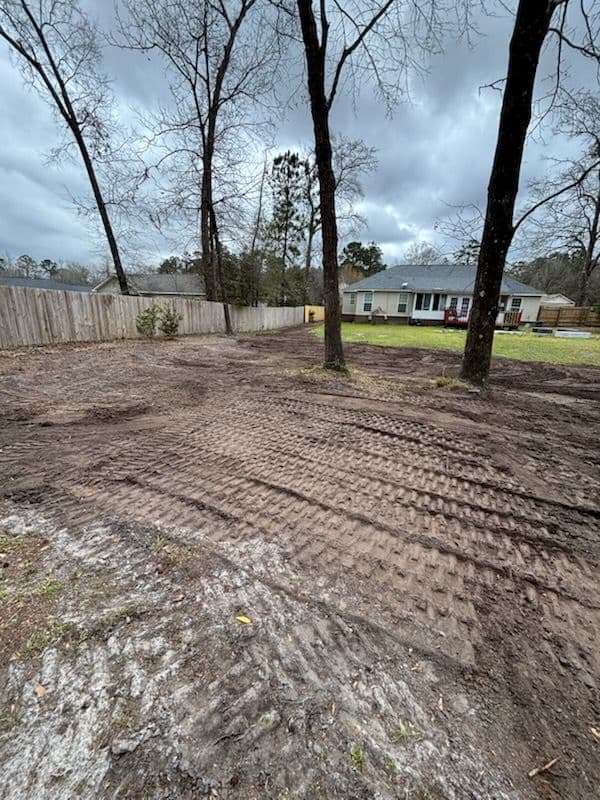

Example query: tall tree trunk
[304,213,318,304]
[297,0,345,370]
[249,160,267,308]
[73,127,129,295]
[250,156,267,255]
[576,265,590,306]
[281,216,289,305]
[210,204,233,334]
[576,170,600,305]
[460,0,557,385]
[0,2,130,295]
[201,158,217,301]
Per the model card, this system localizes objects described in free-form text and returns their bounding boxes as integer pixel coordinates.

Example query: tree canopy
[339,241,386,277]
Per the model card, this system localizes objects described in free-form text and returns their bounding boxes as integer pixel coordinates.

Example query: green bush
[136,304,161,338]
[158,304,183,337]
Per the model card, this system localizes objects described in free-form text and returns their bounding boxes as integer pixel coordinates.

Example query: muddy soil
[0,327,598,799]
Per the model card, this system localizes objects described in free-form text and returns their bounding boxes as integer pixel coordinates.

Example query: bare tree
[250,155,270,256]
[303,136,377,283]
[303,156,320,291]
[519,91,600,304]
[403,241,448,265]
[0,0,130,293]
[295,0,445,369]
[461,0,600,385]
[526,166,600,304]
[117,0,280,303]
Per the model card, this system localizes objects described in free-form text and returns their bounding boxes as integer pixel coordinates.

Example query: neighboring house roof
[0,276,93,292]
[540,293,575,305]
[94,273,205,295]
[344,264,543,296]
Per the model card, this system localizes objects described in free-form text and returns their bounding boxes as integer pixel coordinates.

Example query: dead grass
[289,365,406,396]
[433,376,469,391]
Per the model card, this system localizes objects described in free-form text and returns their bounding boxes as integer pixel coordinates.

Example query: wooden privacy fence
[537,305,600,328]
[304,305,325,323]
[0,286,304,349]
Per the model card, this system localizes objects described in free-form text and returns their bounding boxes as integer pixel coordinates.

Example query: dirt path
[1,328,598,799]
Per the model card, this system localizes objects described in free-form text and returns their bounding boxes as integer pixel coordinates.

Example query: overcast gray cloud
[0,1,596,267]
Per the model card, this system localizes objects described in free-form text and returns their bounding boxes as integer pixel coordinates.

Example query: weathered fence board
[0,286,304,349]
[537,305,600,328]
[304,305,325,323]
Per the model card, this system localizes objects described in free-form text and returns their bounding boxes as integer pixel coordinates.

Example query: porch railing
[443,308,523,328]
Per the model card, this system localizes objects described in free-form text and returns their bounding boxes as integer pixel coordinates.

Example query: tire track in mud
[0,508,516,800]
[2,391,598,691]
[1,331,600,798]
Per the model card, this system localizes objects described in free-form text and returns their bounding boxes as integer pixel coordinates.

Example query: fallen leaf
[235,615,251,624]
[591,727,600,741]
[438,696,444,712]
[34,684,46,698]
[173,593,184,603]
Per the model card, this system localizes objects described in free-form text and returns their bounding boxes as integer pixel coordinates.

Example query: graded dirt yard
[0,327,599,800]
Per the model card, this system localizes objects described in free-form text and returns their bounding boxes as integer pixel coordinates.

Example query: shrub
[136,304,161,338]
[158,304,183,336]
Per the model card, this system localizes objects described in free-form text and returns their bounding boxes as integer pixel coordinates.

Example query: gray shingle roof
[0,276,93,292]
[95,273,205,295]
[345,264,543,296]
[130,273,205,294]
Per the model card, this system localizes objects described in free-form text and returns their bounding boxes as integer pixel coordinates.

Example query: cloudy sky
[0,1,596,268]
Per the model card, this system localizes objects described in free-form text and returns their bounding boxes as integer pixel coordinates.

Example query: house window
[510,297,522,311]
[415,292,432,311]
[432,293,447,311]
[449,297,458,311]
[397,292,408,314]
[460,297,470,315]
[349,293,356,306]
[363,292,373,312]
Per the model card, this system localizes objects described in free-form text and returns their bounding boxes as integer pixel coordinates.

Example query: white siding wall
[95,278,120,293]
[344,290,413,317]
[508,295,541,322]
[343,290,542,323]
[413,293,470,321]
[342,291,359,315]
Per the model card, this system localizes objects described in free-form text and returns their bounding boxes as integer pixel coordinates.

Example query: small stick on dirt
[528,756,560,778]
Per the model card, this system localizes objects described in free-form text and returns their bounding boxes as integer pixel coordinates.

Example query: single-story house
[0,276,93,293]
[540,293,575,306]
[342,264,543,326]
[94,273,206,299]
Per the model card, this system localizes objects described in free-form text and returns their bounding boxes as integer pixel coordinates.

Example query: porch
[444,308,523,329]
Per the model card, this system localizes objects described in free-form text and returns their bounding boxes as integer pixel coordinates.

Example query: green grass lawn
[314,323,600,367]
